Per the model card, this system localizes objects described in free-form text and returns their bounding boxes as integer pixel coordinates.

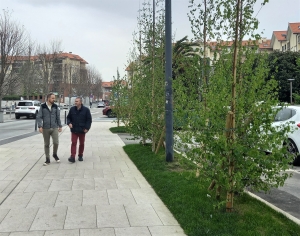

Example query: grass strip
[123,144,300,236]
[109,126,128,133]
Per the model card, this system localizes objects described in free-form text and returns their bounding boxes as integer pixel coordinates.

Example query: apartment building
[101,80,128,101]
[102,81,113,100]
[7,52,88,102]
[271,22,300,52]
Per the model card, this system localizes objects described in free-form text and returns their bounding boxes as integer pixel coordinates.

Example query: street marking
[0,131,36,142]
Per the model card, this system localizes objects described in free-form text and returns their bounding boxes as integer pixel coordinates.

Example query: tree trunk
[151,0,156,152]
[226,0,241,213]
[155,126,165,154]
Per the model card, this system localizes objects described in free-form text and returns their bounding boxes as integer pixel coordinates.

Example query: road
[0,107,115,144]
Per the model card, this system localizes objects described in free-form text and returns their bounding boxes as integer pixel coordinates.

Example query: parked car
[97,101,105,108]
[103,100,110,106]
[102,106,115,118]
[15,100,41,119]
[272,106,300,166]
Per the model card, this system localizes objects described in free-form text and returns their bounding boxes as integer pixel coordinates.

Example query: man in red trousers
[67,97,92,162]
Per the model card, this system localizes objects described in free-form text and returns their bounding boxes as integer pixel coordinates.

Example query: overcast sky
[2,0,300,81]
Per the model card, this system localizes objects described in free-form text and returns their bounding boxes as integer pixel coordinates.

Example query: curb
[245,190,300,226]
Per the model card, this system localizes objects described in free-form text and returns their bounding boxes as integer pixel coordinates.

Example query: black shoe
[78,155,83,161]
[68,156,75,163]
[53,154,60,163]
[43,158,50,166]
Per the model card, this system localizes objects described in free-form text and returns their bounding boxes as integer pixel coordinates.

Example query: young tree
[124,0,166,146]
[174,0,292,212]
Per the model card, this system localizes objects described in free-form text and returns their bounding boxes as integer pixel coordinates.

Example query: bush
[2,95,21,101]
[293,93,300,104]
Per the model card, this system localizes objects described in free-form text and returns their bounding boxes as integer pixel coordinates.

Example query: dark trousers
[71,132,86,157]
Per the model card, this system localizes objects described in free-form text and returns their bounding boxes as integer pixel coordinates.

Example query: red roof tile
[102,82,113,87]
[259,39,272,49]
[8,52,88,64]
[273,31,287,41]
[58,53,88,64]
[289,22,300,34]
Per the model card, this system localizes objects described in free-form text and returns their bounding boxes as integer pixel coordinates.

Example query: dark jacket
[37,103,62,129]
[67,105,92,133]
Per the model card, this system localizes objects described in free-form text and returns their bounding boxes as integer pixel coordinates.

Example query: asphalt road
[0,107,115,144]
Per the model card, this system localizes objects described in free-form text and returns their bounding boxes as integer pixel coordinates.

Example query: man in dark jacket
[36,93,62,166]
[67,97,92,162]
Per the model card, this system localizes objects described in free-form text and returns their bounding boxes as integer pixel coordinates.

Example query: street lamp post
[69,65,74,107]
[288,79,295,104]
[165,0,173,162]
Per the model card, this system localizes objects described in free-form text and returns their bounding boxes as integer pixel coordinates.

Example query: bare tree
[72,65,102,103]
[16,39,40,99]
[34,40,62,100]
[87,65,103,101]
[73,67,90,100]
[0,10,27,105]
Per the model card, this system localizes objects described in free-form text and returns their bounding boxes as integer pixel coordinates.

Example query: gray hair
[76,97,83,103]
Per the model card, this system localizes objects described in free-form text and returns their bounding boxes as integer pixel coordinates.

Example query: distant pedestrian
[90,101,92,108]
[36,93,62,166]
[67,97,92,162]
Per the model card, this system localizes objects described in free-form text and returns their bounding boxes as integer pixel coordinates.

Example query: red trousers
[71,133,86,157]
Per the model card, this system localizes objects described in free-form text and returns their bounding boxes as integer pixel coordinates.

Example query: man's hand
[58,127,62,132]
[68,124,73,128]
[39,127,43,133]
[84,129,88,133]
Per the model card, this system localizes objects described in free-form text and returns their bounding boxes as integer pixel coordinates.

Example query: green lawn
[123,144,300,236]
[109,126,128,133]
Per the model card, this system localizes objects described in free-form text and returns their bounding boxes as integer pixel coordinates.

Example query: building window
[287,42,290,51]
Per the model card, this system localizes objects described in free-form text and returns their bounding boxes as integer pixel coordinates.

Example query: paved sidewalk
[0,121,185,235]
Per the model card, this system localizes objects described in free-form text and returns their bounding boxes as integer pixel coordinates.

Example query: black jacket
[37,103,62,129]
[67,105,92,133]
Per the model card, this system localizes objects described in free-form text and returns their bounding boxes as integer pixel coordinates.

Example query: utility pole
[288,79,295,104]
[165,0,173,162]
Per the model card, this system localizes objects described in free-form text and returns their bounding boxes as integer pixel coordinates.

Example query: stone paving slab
[55,190,82,207]
[0,121,185,235]
[0,208,38,232]
[96,205,130,227]
[30,207,67,231]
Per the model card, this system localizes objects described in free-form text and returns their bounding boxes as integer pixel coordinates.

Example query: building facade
[7,52,88,102]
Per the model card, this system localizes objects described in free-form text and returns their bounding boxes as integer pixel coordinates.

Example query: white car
[15,100,41,119]
[272,105,300,166]
[97,101,105,108]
